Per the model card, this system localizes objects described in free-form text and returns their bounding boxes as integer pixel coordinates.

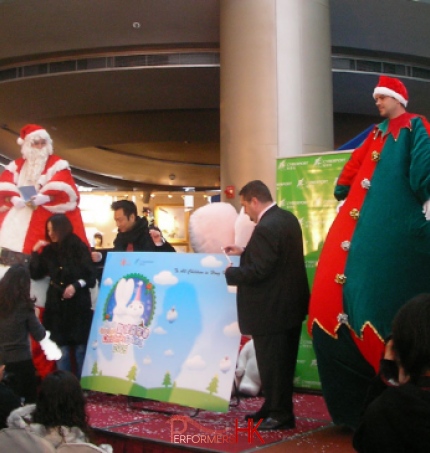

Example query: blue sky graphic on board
[81,252,241,412]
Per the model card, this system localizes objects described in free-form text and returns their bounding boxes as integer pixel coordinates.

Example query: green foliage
[162,371,172,387]
[127,364,138,382]
[206,375,219,395]
[91,361,99,376]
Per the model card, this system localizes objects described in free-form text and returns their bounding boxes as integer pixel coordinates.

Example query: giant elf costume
[308,76,430,428]
[0,124,89,378]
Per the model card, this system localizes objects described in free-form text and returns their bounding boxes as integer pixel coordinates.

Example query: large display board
[81,252,241,413]
[278,151,351,390]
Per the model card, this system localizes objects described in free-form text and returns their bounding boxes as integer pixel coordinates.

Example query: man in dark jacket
[224,180,309,430]
[111,200,157,251]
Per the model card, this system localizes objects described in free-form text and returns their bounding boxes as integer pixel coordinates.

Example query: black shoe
[257,416,296,431]
[244,410,268,422]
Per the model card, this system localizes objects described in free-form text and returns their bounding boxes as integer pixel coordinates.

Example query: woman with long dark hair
[30,214,96,378]
[6,370,112,451]
[0,264,46,403]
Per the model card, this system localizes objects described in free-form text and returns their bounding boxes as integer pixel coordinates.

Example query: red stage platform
[86,391,353,453]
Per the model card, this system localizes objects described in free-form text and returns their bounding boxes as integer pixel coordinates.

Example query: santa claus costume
[0,124,88,255]
[0,124,89,377]
[308,77,430,428]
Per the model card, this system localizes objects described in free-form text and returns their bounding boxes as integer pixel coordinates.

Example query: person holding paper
[224,180,309,431]
[0,124,89,380]
[0,123,88,258]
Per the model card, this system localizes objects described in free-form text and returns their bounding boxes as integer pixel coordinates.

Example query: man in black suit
[224,180,309,430]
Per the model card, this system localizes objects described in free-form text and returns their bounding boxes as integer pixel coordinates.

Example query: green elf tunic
[308,112,430,428]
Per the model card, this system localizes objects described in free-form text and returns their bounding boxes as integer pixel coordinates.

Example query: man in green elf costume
[308,76,430,429]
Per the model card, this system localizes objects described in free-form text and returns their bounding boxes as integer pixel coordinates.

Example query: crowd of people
[0,123,176,449]
[1,74,430,451]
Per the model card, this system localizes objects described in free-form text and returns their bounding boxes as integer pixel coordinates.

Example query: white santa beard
[19,145,50,186]
[0,146,50,253]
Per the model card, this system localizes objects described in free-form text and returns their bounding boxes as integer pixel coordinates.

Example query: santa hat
[373,76,408,107]
[17,124,52,147]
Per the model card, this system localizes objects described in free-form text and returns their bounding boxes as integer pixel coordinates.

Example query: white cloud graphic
[166,307,178,323]
[223,321,241,337]
[201,255,223,267]
[164,349,174,356]
[185,355,206,370]
[153,271,178,285]
[103,277,113,286]
[153,326,167,335]
[143,356,152,365]
[219,357,231,373]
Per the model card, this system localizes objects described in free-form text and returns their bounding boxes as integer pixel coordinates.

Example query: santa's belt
[0,247,30,267]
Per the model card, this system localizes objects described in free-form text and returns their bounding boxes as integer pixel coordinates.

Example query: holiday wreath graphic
[103,273,156,328]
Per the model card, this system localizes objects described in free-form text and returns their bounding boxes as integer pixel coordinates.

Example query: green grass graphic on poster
[277,151,351,390]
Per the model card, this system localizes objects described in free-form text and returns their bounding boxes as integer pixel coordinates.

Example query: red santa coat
[0,154,89,378]
[0,154,88,254]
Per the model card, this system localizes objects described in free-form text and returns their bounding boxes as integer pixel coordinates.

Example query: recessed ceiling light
[133,22,141,29]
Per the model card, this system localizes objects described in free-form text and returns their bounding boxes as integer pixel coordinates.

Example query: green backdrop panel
[277,151,351,390]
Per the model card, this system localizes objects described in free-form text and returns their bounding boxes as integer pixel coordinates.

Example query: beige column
[220,0,333,206]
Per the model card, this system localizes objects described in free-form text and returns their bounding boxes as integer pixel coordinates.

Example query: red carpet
[86,391,332,452]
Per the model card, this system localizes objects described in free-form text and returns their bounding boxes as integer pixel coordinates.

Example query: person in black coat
[353,294,430,452]
[111,200,173,252]
[0,350,21,429]
[0,265,47,403]
[30,214,96,378]
[224,180,309,431]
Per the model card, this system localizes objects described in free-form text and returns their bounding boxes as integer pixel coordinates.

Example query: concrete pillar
[220,0,333,206]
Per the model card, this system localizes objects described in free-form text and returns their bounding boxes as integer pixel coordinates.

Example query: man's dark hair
[392,293,430,383]
[239,180,273,203]
[111,200,137,218]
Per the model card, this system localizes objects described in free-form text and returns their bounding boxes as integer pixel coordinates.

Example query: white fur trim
[0,181,20,196]
[5,160,18,178]
[373,87,408,107]
[7,404,36,428]
[18,129,50,143]
[0,206,32,251]
[38,159,70,187]
[40,180,77,212]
